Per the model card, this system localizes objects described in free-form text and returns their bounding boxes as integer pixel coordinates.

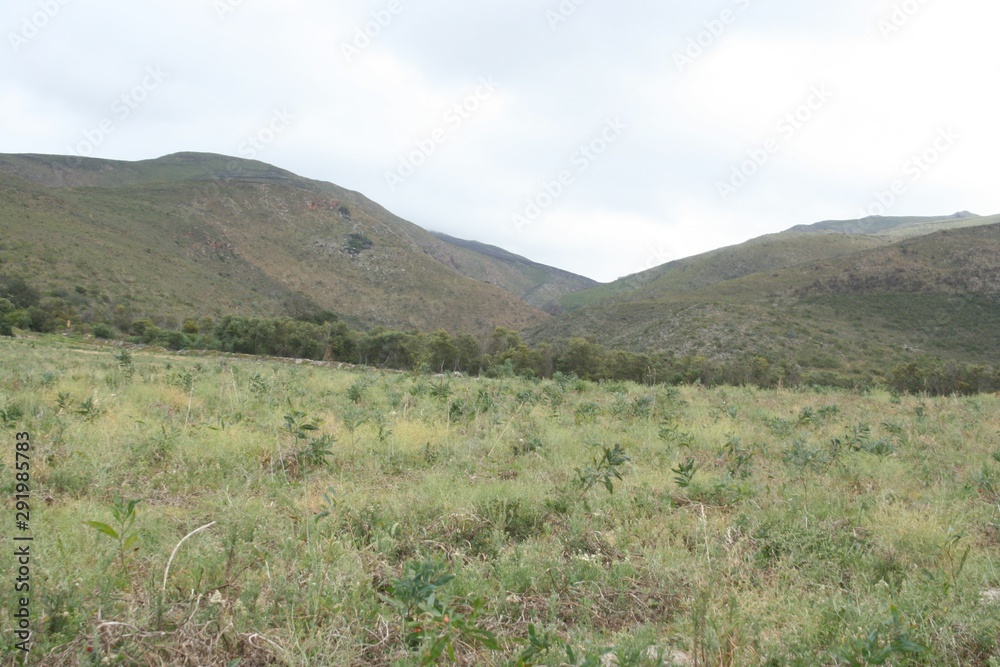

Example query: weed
[723,435,754,479]
[55,391,71,411]
[381,557,499,663]
[429,379,452,401]
[313,485,338,524]
[296,433,336,470]
[783,437,830,471]
[672,458,698,489]
[283,403,320,441]
[248,371,270,395]
[0,403,23,428]
[75,395,104,421]
[832,606,925,666]
[83,495,142,581]
[347,374,374,403]
[342,404,368,450]
[574,401,600,424]
[659,421,695,447]
[575,443,631,501]
[921,531,970,597]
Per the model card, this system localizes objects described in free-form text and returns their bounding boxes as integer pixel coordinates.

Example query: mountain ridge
[0,152,596,334]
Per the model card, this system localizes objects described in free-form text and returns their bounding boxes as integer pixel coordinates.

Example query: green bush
[92,323,115,339]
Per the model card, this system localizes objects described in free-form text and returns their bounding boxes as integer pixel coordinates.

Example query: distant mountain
[0,152,597,334]
[427,232,598,314]
[532,213,1000,382]
[785,211,987,237]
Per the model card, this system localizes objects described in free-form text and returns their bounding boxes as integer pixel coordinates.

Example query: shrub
[92,323,115,339]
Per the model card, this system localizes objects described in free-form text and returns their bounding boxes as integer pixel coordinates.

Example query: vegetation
[5,294,1000,394]
[2,334,999,665]
[0,153,552,336]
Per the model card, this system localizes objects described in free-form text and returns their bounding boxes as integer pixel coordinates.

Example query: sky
[2,0,997,282]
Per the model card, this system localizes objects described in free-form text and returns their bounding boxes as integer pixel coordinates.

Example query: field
[1,335,999,666]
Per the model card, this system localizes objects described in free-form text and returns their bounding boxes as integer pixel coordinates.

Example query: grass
[1,334,1000,665]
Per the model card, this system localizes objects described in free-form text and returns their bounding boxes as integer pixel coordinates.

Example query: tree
[557,338,604,380]
[454,334,483,375]
[0,275,40,309]
[428,330,458,373]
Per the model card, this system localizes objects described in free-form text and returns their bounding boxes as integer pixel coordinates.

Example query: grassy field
[1,335,999,666]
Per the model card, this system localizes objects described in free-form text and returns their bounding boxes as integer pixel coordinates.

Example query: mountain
[427,232,598,314]
[0,152,592,335]
[784,211,992,238]
[532,213,1000,382]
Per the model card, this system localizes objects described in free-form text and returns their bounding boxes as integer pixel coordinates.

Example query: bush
[92,323,115,339]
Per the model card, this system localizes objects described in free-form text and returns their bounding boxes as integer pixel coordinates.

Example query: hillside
[428,232,598,313]
[534,218,1000,383]
[0,152,593,335]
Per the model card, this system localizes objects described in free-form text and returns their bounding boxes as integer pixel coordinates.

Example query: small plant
[575,443,630,501]
[922,531,970,597]
[429,379,452,401]
[798,406,816,425]
[574,402,600,424]
[783,437,830,471]
[764,416,795,437]
[313,485,338,523]
[723,435,753,479]
[249,372,270,395]
[514,623,556,666]
[296,433,336,469]
[817,404,840,418]
[75,396,104,422]
[373,410,393,444]
[83,495,142,578]
[381,557,499,664]
[283,403,320,441]
[341,404,368,450]
[55,391,71,411]
[659,421,695,447]
[832,606,925,666]
[672,457,698,488]
[114,349,134,374]
[0,404,23,428]
[346,375,374,403]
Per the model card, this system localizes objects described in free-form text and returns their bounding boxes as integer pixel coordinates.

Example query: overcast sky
[3,0,997,282]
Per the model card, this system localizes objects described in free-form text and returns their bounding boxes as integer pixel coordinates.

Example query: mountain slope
[427,232,598,313]
[0,152,557,334]
[532,219,1000,381]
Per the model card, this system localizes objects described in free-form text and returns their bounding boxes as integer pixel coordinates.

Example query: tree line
[2,274,999,395]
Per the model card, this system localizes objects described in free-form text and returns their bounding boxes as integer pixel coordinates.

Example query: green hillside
[0,152,588,335]
[533,221,1000,385]
[429,232,598,314]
